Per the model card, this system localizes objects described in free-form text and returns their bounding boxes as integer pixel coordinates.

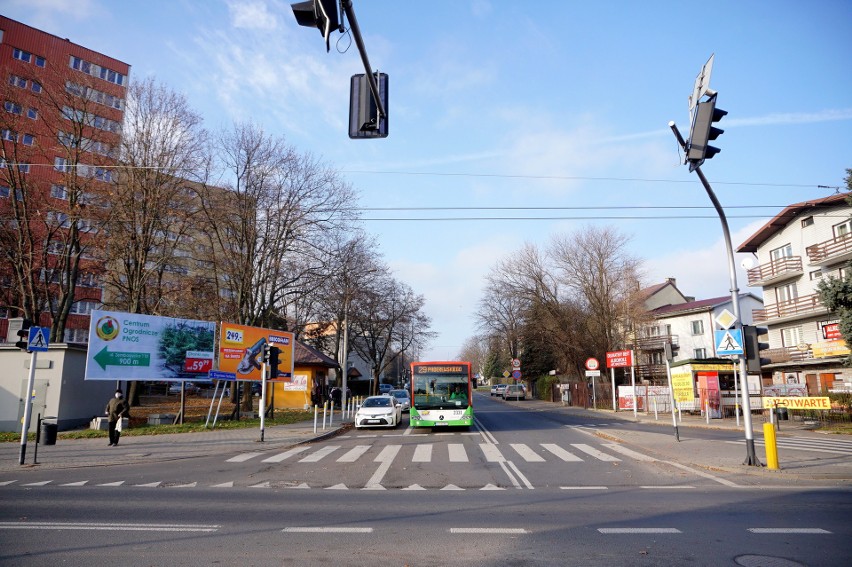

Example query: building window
[1,129,15,142]
[35,56,46,68]
[776,282,797,303]
[834,220,852,238]
[51,184,68,199]
[63,327,90,344]
[801,216,814,228]
[21,134,34,146]
[13,48,32,63]
[781,326,803,348]
[9,75,27,88]
[31,81,42,93]
[69,56,125,86]
[26,107,37,120]
[770,243,793,261]
[691,320,704,335]
[693,348,707,359]
[0,185,9,198]
[4,101,22,115]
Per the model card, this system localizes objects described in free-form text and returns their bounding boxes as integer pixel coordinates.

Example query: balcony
[806,233,852,265]
[746,256,803,287]
[752,293,829,323]
[634,334,679,351]
[762,346,812,365]
[635,363,667,380]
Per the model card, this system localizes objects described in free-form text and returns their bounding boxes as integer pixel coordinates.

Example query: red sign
[184,357,213,373]
[585,358,599,371]
[822,322,841,340]
[606,350,633,368]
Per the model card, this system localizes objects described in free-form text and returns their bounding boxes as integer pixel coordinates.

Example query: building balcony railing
[806,233,852,265]
[746,256,803,287]
[635,363,667,379]
[762,346,812,365]
[752,293,827,323]
[634,334,679,351]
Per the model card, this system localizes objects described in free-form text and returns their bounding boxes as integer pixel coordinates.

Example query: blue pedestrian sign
[28,326,50,352]
[715,329,743,356]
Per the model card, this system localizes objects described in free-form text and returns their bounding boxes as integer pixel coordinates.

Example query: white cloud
[227,0,279,30]
[727,108,852,128]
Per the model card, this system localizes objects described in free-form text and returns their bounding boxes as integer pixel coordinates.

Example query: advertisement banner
[284,374,309,391]
[218,322,295,381]
[811,340,851,358]
[761,397,831,410]
[671,368,695,402]
[606,350,633,368]
[85,310,215,381]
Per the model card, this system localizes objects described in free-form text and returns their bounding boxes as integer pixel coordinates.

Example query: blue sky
[5,0,851,360]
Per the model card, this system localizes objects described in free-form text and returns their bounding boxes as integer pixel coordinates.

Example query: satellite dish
[740,257,754,270]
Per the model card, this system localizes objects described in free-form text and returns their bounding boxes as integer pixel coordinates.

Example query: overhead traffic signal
[349,72,389,139]
[687,94,727,170]
[742,325,770,374]
[15,319,32,351]
[269,346,281,378]
[291,0,339,52]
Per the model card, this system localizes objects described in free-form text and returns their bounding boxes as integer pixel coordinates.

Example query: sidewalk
[531,398,852,483]
[0,417,351,473]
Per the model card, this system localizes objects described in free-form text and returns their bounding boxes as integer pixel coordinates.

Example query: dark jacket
[106,396,130,422]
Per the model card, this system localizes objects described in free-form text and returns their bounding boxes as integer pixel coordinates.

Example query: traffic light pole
[669,121,761,467]
[19,351,38,465]
[341,0,386,120]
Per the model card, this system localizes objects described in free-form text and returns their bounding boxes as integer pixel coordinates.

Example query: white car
[389,389,411,412]
[355,395,402,429]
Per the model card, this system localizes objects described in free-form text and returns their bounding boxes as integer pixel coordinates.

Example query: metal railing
[753,293,827,323]
[806,233,852,263]
[745,256,802,286]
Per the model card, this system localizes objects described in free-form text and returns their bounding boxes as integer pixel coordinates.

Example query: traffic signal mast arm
[341,1,386,121]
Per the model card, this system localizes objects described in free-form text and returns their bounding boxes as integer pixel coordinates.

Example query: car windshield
[390,390,408,400]
[413,372,469,410]
[362,397,391,408]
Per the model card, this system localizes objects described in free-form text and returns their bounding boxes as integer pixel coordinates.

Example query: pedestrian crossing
[225,439,649,465]
[727,434,852,456]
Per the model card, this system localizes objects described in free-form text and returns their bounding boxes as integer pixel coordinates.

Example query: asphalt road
[1,393,850,566]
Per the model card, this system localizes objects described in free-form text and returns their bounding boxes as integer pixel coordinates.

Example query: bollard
[322,402,328,430]
[653,398,658,421]
[313,405,318,434]
[763,422,779,470]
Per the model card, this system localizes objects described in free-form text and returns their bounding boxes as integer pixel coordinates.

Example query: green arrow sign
[94,346,151,370]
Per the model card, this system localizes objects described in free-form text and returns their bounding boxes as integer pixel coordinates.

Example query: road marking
[441,484,464,490]
[299,445,339,463]
[262,446,310,463]
[326,483,348,490]
[448,443,468,462]
[412,444,432,462]
[598,528,681,534]
[402,484,426,490]
[0,481,16,486]
[450,528,528,534]
[480,443,505,462]
[0,522,219,532]
[97,481,125,487]
[475,418,499,444]
[481,484,505,490]
[506,460,534,489]
[748,528,832,534]
[250,482,270,488]
[227,452,264,463]
[640,485,695,489]
[511,444,545,462]
[664,461,740,488]
[365,445,401,488]
[541,443,583,462]
[172,482,197,488]
[571,444,620,462]
[601,443,657,462]
[60,481,89,486]
[337,445,371,463]
[134,482,160,488]
[726,439,852,456]
[560,486,608,490]
[283,527,372,533]
[403,427,412,436]
[22,481,52,486]
[211,481,234,488]
[498,461,522,489]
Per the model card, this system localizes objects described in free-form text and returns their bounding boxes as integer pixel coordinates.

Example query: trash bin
[776,407,788,421]
[40,418,57,446]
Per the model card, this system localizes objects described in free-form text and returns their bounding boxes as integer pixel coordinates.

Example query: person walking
[105,389,130,446]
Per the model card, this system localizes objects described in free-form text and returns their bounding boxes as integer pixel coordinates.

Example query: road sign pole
[18,351,38,465]
[664,358,680,442]
[610,368,616,412]
[630,351,637,419]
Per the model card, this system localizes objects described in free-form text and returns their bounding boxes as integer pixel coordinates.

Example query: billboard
[85,310,215,381]
[218,322,295,381]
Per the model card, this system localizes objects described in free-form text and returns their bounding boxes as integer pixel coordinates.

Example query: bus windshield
[413,372,469,410]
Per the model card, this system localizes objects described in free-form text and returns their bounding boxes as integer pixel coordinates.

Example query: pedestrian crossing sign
[714,329,743,355]
[28,326,50,352]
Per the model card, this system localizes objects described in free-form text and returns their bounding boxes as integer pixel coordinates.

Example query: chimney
[666,277,676,286]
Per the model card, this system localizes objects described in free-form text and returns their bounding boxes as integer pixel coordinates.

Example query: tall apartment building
[0,16,130,342]
[737,192,852,394]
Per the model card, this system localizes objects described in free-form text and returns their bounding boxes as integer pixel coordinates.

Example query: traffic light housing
[269,346,281,378]
[687,94,727,170]
[291,0,339,52]
[743,325,770,374]
[349,72,389,139]
[664,341,680,362]
[15,319,32,351]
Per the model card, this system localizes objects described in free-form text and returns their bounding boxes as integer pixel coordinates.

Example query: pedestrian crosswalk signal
[15,319,33,351]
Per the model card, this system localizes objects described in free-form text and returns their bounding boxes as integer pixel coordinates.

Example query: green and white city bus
[409,361,473,428]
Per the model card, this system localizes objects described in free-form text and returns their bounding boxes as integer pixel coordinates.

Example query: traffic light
[269,346,281,378]
[291,0,339,52]
[687,93,727,170]
[15,319,32,351]
[262,343,271,364]
[349,72,389,139]
[743,325,770,374]
[664,341,680,362]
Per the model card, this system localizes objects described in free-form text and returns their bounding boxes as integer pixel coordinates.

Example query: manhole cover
[735,555,806,567]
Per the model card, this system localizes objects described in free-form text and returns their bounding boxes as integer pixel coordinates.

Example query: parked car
[168,382,201,395]
[491,384,507,397]
[389,389,411,412]
[502,384,526,401]
[355,395,402,429]
[378,383,393,395]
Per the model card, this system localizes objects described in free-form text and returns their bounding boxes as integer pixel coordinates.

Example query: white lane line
[748,528,832,534]
[441,484,464,490]
[598,528,681,534]
[227,452,264,463]
[541,443,583,462]
[298,445,339,463]
[0,480,17,486]
[664,461,741,488]
[505,461,534,490]
[365,445,401,488]
[336,445,371,463]
[511,444,545,462]
[448,443,468,462]
[480,443,505,462]
[283,527,372,533]
[262,446,310,463]
[60,481,89,487]
[135,482,161,488]
[561,486,608,490]
[412,444,432,463]
[0,522,219,532]
[211,481,234,488]
[97,481,125,487]
[402,484,426,491]
[498,461,522,489]
[21,481,52,486]
[725,440,852,456]
[403,427,413,436]
[601,443,657,462]
[571,444,621,462]
[475,418,499,444]
[641,485,696,489]
[450,528,528,534]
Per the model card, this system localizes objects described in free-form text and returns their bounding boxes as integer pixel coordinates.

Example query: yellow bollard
[763,422,779,470]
